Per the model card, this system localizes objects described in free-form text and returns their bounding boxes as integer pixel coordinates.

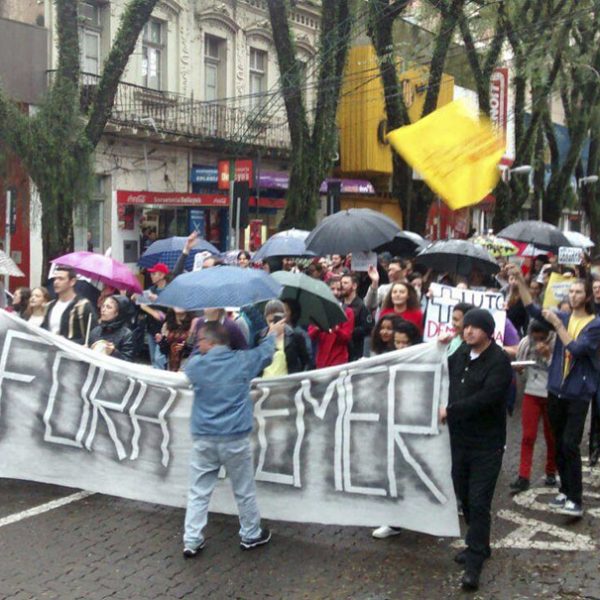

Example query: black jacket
[42,295,97,345]
[89,320,135,361]
[256,325,311,374]
[447,341,513,450]
[345,296,373,362]
[88,296,135,361]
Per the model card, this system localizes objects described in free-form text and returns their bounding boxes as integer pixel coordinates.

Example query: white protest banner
[558,246,583,266]
[424,283,506,343]
[0,313,458,537]
[351,251,378,272]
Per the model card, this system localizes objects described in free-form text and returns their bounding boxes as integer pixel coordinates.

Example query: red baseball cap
[147,263,169,274]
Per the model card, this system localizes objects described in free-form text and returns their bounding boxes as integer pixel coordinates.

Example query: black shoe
[510,476,530,493]
[461,569,480,592]
[240,528,271,550]
[590,448,600,467]
[183,541,205,559]
[454,547,491,565]
[544,474,557,487]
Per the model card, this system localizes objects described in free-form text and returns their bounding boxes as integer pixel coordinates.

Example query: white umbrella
[0,250,24,277]
[563,231,595,249]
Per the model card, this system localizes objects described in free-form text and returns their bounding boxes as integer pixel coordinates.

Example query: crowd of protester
[5,232,600,593]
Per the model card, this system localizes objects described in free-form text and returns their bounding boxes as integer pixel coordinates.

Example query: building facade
[0,12,48,288]
[42,0,320,271]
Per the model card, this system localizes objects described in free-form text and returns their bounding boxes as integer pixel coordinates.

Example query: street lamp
[578,175,599,188]
[499,164,534,218]
[576,175,598,234]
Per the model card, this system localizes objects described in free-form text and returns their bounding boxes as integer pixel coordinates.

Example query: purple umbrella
[52,252,143,293]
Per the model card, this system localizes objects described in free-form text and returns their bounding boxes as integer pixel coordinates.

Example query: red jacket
[379,307,424,334]
[308,306,355,369]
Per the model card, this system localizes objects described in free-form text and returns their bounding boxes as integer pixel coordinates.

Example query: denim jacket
[184,335,275,437]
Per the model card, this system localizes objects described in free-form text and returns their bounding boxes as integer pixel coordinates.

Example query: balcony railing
[49,72,291,151]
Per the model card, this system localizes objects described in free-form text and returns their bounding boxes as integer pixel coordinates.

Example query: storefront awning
[117,190,229,207]
[117,190,285,209]
[190,166,376,195]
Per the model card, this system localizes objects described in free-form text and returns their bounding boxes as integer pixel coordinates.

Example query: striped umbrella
[470,235,518,257]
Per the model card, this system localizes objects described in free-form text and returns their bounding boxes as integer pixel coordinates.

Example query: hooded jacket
[88,296,134,361]
[526,304,600,401]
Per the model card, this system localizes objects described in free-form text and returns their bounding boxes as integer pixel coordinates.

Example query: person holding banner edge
[182,318,286,558]
[439,308,513,592]
[508,266,600,517]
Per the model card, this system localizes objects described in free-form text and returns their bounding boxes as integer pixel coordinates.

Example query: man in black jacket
[340,273,372,361]
[440,308,513,592]
[43,267,97,344]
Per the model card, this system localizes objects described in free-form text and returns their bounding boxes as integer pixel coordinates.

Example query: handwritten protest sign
[543,272,572,308]
[193,251,213,271]
[351,251,377,272]
[387,101,505,210]
[558,246,583,265]
[0,313,459,537]
[424,283,506,343]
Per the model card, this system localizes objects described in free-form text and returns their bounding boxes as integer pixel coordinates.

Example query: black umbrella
[375,230,429,257]
[496,221,573,252]
[305,209,400,256]
[414,239,499,277]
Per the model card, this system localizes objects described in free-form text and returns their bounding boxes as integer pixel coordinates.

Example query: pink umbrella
[51,252,143,294]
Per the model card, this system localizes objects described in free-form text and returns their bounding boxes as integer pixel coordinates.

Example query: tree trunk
[267,0,352,230]
[367,0,413,227]
[0,0,162,277]
[412,0,464,235]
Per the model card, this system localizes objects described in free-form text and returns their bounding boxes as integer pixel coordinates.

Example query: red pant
[519,393,556,479]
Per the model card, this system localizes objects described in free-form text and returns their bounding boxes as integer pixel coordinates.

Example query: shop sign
[490,68,508,141]
[217,159,254,190]
[190,166,218,184]
[116,190,229,207]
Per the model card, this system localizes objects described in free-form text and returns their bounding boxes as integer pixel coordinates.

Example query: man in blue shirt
[182,318,285,558]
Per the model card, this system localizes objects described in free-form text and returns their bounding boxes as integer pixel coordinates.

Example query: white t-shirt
[27,314,45,328]
[48,299,72,335]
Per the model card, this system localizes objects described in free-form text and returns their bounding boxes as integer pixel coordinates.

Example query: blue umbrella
[155,266,282,310]
[252,229,315,262]
[139,236,220,271]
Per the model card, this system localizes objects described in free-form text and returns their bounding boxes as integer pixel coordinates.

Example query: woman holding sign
[379,282,423,335]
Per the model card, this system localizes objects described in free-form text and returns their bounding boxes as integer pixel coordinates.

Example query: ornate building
[43,0,321,265]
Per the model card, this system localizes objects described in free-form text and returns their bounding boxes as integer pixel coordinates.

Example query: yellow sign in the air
[387,101,505,210]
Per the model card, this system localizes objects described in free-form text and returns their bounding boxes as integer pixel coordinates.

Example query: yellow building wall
[338,44,454,177]
[340,197,403,228]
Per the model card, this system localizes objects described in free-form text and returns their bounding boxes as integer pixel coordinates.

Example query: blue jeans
[146,333,166,369]
[183,434,262,550]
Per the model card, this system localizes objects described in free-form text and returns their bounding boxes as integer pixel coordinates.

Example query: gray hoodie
[516,332,555,398]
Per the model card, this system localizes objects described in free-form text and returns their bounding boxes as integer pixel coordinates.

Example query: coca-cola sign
[116,190,229,207]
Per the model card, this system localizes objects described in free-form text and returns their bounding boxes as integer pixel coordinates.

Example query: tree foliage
[0,0,159,275]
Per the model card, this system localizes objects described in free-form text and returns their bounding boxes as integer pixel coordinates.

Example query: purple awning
[319,178,376,195]
[258,171,290,190]
[258,171,375,195]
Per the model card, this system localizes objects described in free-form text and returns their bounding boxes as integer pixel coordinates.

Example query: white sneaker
[557,500,584,517]
[548,493,567,509]
[372,525,402,539]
